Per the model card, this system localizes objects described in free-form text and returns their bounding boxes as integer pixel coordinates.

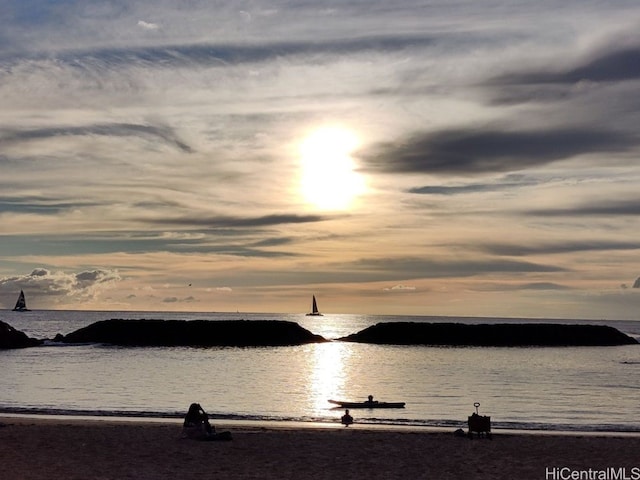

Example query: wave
[40,340,100,347]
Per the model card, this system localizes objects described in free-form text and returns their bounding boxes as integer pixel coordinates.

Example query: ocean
[2,310,639,432]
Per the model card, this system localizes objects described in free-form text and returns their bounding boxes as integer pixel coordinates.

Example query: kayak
[328,399,406,409]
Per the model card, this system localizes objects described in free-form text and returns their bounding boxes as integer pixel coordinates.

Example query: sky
[1,0,640,319]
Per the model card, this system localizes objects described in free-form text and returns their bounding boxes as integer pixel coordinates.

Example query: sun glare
[298,126,366,210]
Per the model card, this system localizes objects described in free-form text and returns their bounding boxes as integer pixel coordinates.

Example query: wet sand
[1,416,639,479]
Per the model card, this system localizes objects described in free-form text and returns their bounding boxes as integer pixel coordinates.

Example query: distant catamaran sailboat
[306,295,323,316]
[12,290,30,312]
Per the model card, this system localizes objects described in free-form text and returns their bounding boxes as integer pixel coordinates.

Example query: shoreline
[3,413,640,438]
[2,415,639,480]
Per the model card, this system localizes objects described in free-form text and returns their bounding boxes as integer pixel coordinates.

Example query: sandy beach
[1,416,639,480]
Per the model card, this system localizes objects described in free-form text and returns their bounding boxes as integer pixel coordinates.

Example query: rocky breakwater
[57,319,327,347]
[339,322,638,347]
[0,320,42,349]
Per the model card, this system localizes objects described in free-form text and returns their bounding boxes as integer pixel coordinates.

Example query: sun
[298,126,366,210]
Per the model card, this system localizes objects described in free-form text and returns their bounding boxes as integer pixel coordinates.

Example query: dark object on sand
[468,402,491,439]
[182,403,232,441]
[59,319,326,347]
[339,322,638,346]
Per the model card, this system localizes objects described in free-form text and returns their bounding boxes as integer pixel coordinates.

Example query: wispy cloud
[142,213,333,228]
[0,123,193,153]
[362,127,636,175]
[527,199,640,217]
[474,240,640,257]
[490,44,640,88]
[408,175,538,195]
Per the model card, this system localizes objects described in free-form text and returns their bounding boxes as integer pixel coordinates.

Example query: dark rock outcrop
[59,319,326,347]
[339,322,638,347]
[0,321,43,349]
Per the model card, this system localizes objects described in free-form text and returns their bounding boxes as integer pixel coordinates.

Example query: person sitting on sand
[182,403,232,441]
[182,403,215,439]
[341,409,354,427]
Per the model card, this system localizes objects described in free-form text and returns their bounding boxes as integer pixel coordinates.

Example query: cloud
[492,45,640,87]
[383,284,416,292]
[142,213,333,228]
[471,282,572,292]
[162,296,196,303]
[0,268,121,306]
[483,39,640,109]
[29,268,49,277]
[7,34,438,67]
[349,257,565,278]
[0,231,302,259]
[516,282,571,291]
[173,255,567,290]
[361,127,635,176]
[526,199,640,217]
[137,20,159,30]
[250,237,296,248]
[475,240,640,256]
[75,269,120,285]
[0,195,99,214]
[0,123,193,153]
[254,257,566,287]
[409,174,538,195]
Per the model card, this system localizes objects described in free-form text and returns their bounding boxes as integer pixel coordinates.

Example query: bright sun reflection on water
[308,342,354,415]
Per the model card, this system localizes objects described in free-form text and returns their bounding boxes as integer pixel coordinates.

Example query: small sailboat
[12,290,30,312]
[305,295,323,316]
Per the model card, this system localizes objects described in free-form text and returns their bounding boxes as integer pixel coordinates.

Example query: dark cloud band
[362,127,635,175]
[0,123,193,152]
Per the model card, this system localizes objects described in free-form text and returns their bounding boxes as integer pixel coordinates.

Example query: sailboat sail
[12,290,29,311]
[306,295,323,316]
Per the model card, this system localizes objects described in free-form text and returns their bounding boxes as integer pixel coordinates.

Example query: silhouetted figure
[341,409,354,427]
[183,403,214,439]
[182,403,232,441]
[366,395,378,405]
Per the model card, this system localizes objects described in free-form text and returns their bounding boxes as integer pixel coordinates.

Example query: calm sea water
[1,310,639,432]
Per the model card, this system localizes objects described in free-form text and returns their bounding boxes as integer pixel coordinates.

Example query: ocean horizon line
[5,307,640,323]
